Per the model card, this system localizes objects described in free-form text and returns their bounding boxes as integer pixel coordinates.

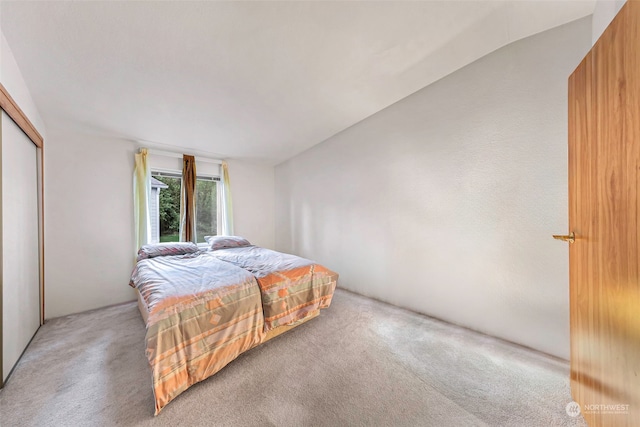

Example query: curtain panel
[220,161,234,235]
[180,154,197,242]
[133,148,151,252]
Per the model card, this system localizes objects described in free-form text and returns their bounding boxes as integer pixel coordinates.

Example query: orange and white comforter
[210,246,338,331]
[130,252,265,414]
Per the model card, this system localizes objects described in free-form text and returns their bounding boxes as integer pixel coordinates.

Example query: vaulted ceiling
[1,1,594,164]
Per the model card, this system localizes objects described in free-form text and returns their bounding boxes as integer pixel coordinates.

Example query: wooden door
[568,2,640,426]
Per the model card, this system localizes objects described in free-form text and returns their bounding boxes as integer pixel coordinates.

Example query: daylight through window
[151,173,218,244]
[195,178,217,243]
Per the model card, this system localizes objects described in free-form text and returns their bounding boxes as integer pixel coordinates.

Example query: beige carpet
[0,289,586,426]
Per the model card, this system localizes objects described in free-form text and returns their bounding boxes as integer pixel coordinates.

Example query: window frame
[150,168,221,247]
[193,174,220,247]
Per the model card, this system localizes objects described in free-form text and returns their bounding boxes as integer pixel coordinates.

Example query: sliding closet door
[1,110,40,383]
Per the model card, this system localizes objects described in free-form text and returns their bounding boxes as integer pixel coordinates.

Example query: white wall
[275,17,591,360]
[0,32,46,137]
[44,127,275,319]
[44,128,138,319]
[227,159,274,249]
[592,0,626,44]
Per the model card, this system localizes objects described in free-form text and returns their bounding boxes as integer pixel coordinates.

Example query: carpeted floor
[0,289,586,427]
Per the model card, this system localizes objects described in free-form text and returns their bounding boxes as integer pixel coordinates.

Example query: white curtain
[219,161,234,235]
[133,148,151,251]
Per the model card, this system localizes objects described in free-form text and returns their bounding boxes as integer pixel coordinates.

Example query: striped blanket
[210,247,338,331]
[130,253,265,415]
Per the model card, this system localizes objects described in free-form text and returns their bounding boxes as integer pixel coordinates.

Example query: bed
[129,238,338,415]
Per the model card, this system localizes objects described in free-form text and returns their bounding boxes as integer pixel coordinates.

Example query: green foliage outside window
[156,176,181,239]
[196,180,217,243]
[154,175,217,243]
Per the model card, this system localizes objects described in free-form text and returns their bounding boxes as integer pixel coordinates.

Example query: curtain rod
[145,148,223,165]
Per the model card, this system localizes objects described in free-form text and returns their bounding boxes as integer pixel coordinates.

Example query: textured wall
[275,18,591,359]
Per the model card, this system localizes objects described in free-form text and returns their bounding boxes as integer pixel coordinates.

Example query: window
[195,177,217,243]
[151,171,219,244]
